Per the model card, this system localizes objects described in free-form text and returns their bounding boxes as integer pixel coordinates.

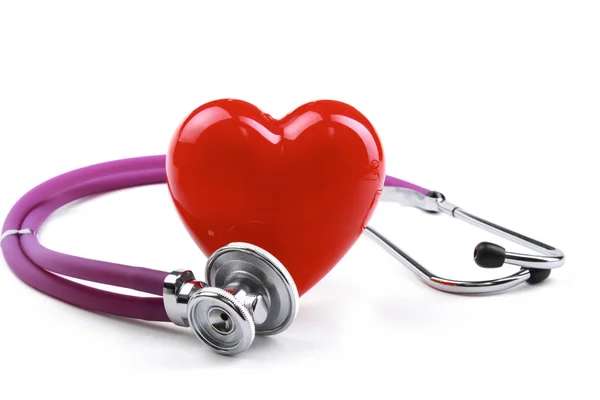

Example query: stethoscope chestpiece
[187,286,256,355]
[164,242,299,356]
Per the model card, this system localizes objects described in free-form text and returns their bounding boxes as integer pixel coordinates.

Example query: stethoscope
[1,155,564,355]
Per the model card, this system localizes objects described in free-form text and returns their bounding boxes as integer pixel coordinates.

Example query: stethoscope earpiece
[474,241,552,284]
[474,242,507,269]
[164,242,299,355]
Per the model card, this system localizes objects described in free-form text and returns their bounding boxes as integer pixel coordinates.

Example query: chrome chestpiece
[163,242,299,355]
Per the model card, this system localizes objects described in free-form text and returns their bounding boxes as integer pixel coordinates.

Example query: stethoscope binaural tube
[374,177,565,293]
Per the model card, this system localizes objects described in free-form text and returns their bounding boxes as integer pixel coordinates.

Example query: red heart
[166,99,385,296]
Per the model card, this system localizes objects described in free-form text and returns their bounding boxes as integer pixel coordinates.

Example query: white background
[1,1,598,398]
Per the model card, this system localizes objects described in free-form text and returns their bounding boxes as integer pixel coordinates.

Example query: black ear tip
[474,242,506,268]
[527,268,551,284]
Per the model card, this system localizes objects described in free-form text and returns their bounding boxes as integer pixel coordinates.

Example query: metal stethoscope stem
[365,187,565,294]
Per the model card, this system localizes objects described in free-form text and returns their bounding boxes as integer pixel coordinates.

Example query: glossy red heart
[166,99,385,295]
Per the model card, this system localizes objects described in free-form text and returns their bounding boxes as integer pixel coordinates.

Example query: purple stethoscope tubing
[2,156,171,321]
[1,155,423,321]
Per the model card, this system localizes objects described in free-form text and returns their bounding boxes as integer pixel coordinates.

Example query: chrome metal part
[163,269,205,327]
[205,242,299,336]
[380,187,440,212]
[164,242,299,356]
[452,208,564,269]
[187,286,255,355]
[504,251,562,269]
[364,226,531,294]
[370,187,565,294]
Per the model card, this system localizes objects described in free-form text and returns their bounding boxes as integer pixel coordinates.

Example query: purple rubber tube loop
[384,176,430,194]
[1,150,427,322]
[2,242,168,321]
[1,155,170,321]
[20,169,169,296]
